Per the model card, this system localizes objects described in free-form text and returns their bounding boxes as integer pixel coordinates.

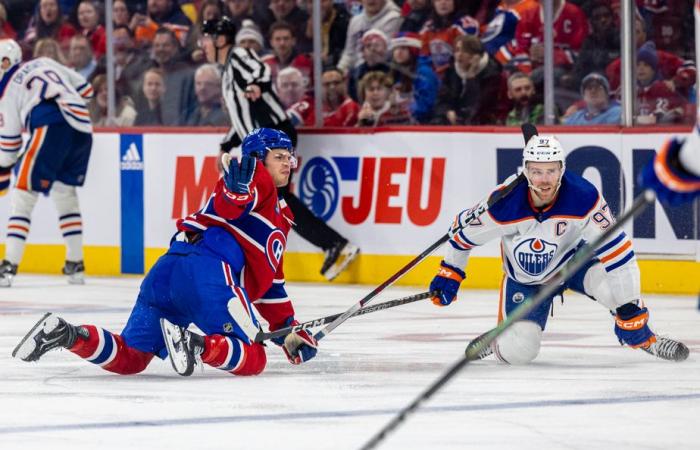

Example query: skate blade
[323,245,360,281]
[66,273,85,285]
[160,318,194,376]
[12,312,52,360]
[0,275,14,287]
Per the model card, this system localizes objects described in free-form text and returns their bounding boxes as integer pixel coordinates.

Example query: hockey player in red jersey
[13,128,318,376]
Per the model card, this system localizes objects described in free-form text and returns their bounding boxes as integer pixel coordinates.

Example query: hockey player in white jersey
[0,39,93,286]
[430,135,689,363]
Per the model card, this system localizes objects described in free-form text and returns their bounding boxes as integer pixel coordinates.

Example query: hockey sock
[51,182,83,262]
[201,334,267,376]
[69,325,154,375]
[5,188,39,264]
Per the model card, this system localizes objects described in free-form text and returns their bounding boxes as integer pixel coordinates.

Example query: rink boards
[0,127,697,294]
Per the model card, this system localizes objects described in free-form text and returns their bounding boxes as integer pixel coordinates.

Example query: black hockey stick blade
[521,123,539,144]
[360,190,656,450]
[254,291,435,343]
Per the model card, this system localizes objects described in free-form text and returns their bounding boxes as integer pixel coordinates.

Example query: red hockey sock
[201,334,267,376]
[69,325,154,374]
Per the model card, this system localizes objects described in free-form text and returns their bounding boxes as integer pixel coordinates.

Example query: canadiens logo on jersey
[514,238,558,276]
[265,229,286,270]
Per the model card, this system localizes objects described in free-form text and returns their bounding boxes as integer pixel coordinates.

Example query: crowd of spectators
[1,0,695,128]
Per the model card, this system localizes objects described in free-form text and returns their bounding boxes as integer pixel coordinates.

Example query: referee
[201,17,359,281]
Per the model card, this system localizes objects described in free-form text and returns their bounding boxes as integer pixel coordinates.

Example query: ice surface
[1,276,698,450]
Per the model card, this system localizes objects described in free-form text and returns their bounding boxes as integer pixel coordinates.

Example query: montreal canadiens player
[13,128,318,376]
[430,135,689,363]
[0,39,94,285]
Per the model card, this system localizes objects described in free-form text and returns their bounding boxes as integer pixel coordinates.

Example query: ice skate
[321,241,359,281]
[62,260,85,285]
[12,313,84,362]
[465,332,494,361]
[0,259,18,287]
[642,336,689,362]
[160,318,205,376]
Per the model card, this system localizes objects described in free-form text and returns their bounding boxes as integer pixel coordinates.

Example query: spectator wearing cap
[564,73,620,125]
[389,31,438,124]
[348,28,391,101]
[235,21,265,54]
[634,41,690,125]
[302,0,350,67]
[338,0,402,73]
[262,21,313,92]
[605,16,696,98]
[433,35,508,125]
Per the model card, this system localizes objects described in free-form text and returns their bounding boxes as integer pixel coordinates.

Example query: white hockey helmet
[522,135,566,193]
[0,39,21,77]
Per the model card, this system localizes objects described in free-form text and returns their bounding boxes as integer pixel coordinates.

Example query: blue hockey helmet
[241,128,295,165]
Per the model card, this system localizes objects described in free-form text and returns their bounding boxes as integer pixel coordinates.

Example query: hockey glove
[0,165,12,196]
[614,303,656,348]
[271,317,318,365]
[640,137,700,205]
[430,261,465,306]
[222,153,256,202]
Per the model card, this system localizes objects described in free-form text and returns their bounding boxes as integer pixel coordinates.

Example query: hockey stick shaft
[311,173,526,343]
[311,125,536,343]
[361,189,656,450]
[255,291,435,342]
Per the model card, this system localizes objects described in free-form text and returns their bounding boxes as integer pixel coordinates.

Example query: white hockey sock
[5,188,39,264]
[51,182,84,262]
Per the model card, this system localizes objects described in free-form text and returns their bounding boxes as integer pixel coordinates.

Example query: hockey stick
[254,291,435,342]
[305,124,537,345]
[360,189,656,450]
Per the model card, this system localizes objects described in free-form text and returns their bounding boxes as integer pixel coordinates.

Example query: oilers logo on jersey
[514,238,558,276]
[265,229,286,270]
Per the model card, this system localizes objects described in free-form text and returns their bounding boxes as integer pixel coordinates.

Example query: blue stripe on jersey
[59,213,81,221]
[596,232,626,256]
[541,246,578,280]
[0,134,21,139]
[7,233,26,240]
[261,282,286,300]
[457,230,477,247]
[0,65,20,100]
[9,216,30,223]
[605,251,635,272]
[505,257,517,279]
[449,240,465,250]
[90,329,114,364]
[230,213,276,248]
[62,230,82,237]
[1,146,21,152]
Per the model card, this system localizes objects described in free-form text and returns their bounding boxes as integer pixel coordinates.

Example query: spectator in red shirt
[0,3,16,41]
[606,16,696,99]
[348,28,391,101]
[357,70,413,126]
[276,67,307,108]
[22,0,77,55]
[635,41,690,125]
[287,67,360,127]
[72,0,107,59]
[262,22,313,91]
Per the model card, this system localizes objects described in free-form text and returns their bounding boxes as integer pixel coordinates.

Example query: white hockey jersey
[0,57,93,156]
[444,171,641,306]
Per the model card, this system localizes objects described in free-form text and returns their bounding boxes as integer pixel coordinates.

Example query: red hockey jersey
[176,161,295,330]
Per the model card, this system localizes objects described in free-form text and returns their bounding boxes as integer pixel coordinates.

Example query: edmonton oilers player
[430,135,689,363]
[0,39,93,285]
[13,128,318,376]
